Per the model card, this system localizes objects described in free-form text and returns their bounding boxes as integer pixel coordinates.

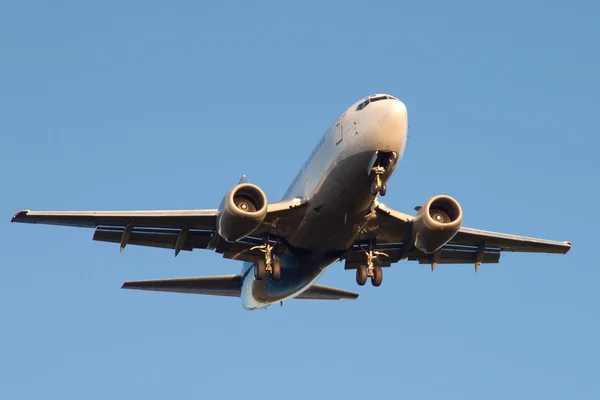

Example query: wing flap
[121,275,242,297]
[295,284,359,300]
[409,248,500,265]
[93,227,213,251]
[344,243,500,269]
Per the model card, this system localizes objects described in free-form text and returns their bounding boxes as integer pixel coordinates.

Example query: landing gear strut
[356,240,387,287]
[251,235,281,280]
[370,166,387,196]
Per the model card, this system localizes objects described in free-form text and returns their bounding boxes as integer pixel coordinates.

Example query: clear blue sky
[1,1,598,398]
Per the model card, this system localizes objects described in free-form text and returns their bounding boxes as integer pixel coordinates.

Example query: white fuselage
[241,94,408,309]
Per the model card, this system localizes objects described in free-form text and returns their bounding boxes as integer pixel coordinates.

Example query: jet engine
[412,195,463,254]
[217,183,268,242]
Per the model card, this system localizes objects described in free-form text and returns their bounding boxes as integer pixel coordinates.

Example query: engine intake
[412,194,463,254]
[217,183,268,242]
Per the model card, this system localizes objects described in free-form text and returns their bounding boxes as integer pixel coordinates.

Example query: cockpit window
[356,95,399,111]
[370,96,388,103]
[356,99,369,111]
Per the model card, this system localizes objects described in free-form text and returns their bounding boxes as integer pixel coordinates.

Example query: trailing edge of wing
[121,275,241,297]
[295,284,359,300]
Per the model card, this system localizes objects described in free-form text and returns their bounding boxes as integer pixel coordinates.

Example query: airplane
[11,93,572,310]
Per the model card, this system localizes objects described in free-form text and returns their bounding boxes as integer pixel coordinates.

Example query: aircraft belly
[242,256,331,309]
[289,151,376,252]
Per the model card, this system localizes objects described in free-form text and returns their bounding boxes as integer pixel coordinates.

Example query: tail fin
[239,174,248,184]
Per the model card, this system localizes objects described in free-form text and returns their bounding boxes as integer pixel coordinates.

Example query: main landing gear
[370,166,387,196]
[251,235,281,281]
[356,241,388,287]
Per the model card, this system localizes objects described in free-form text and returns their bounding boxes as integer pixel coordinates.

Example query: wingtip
[121,281,142,290]
[341,291,360,300]
[11,210,30,223]
[121,281,140,290]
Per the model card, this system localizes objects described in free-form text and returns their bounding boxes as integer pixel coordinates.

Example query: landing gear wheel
[356,265,368,286]
[255,260,266,280]
[371,266,383,287]
[371,180,379,196]
[271,258,281,280]
[355,239,388,287]
[250,234,282,280]
[371,173,386,196]
[370,165,386,196]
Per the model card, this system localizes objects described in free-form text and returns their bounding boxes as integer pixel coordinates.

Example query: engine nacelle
[216,183,268,242]
[412,194,463,254]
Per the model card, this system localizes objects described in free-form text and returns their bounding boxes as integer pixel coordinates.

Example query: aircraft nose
[377,100,408,135]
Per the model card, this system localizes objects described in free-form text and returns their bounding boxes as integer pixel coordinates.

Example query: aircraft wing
[10,198,307,260]
[346,202,571,271]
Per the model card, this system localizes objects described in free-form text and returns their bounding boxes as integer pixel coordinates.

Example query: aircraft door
[334,113,345,145]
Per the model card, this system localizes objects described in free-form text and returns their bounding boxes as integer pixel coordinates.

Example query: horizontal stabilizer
[295,284,359,300]
[121,275,241,297]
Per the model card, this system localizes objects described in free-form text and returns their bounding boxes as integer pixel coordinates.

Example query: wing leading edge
[10,209,218,229]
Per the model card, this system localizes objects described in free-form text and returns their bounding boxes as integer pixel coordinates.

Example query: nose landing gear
[251,235,281,280]
[355,240,388,287]
[369,151,397,197]
[370,166,387,196]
